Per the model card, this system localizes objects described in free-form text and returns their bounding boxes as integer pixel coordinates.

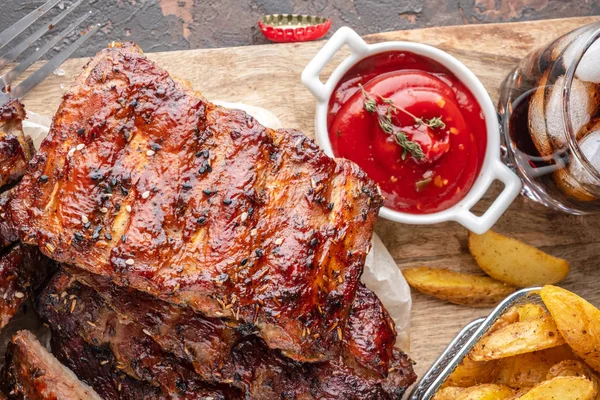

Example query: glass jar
[499,22,600,214]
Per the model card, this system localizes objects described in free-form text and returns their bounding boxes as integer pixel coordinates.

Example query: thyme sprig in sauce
[358,84,446,161]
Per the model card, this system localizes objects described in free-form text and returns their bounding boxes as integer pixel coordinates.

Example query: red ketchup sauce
[328,51,487,214]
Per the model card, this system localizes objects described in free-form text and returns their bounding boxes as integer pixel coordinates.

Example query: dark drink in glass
[499,23,600,214]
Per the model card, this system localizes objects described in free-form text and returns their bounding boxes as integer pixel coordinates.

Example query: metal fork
[0,0,99,104]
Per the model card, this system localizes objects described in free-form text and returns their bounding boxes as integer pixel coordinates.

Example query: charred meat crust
[0,190,18,248]
[0,330,102,400]
[9,42,384,362]
[50,333,174,400]
[0,244,55,330]
[0,100,34,190]
[37,270,416,399]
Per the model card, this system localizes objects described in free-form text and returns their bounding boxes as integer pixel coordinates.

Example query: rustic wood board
[12,16,600,381]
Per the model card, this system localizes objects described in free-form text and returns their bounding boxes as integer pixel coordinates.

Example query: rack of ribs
[0,244,54,330]
[4,40,416,397]
[8,42,384,363]
[0,330,103,400]
[0,100,55,334]
[0,100,35,190]
[0,100,33,247]
[37,270,416,399]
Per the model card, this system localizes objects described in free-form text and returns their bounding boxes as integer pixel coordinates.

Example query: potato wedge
[546,360,600,399]
[488,307,520,333]
[516,304,546,322]
[517,376,596,400]
[541,285,600,373]
[494,345,577,388]
[403,267,515,307]
[444,357,501,387]
[510,387,533,398]
[434,384,515,400]
[470,310,565,362]
[468,230,570,287]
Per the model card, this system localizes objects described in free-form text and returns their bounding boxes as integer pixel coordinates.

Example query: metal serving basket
[409,287,543,399]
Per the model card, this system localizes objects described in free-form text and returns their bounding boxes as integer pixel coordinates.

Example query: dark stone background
[2,0,599,59]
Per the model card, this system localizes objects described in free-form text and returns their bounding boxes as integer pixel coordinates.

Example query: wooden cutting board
[15,16,600,380]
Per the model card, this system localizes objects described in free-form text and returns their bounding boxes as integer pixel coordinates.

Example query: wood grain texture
[12,16,600,380]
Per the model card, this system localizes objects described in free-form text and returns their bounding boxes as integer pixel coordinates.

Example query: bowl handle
[453,162,522,234]
[301,27,369,102]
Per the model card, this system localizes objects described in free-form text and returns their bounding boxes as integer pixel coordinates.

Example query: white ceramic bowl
[301,27,522,234]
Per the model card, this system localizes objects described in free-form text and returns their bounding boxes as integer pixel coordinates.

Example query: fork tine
[0,0,85,71]
[1,11,92,91]
[11,22,99,99]
[0,0,63,51]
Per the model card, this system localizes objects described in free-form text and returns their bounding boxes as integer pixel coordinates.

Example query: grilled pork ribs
[0,330,102,400]
[0,100,55,342]
[0,100,34,191]
[9,42,382,363]
[0,42,416,399]
[37,270,415,399]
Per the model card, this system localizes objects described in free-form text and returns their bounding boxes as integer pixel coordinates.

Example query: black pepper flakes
[104,233,113,241]
[76,128,86,135]
[310,237,318,247]
[197,217,206,225]
[223,198,233,206]
[240,258,248,266]
[90,171,103,181]
[182,183,193,190]
[121,187,129,196]
[175,379,187,393]
[73,232,83,240]
[255,249,263,258]
[151,143,161,151]
[121,234,127,243]
[91,226,102,240]
[83,222,91,229]
[39,175,49,183]
[129,99,138,107]
[202,189,214,196]
[327,202,334,210]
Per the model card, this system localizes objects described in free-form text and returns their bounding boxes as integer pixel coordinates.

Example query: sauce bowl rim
[302,27,522,233]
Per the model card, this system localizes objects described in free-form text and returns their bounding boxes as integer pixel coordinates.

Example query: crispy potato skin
[517,376,596,400]
[546,360,600,398]
[494,345,576,389]
[403,267,515,307]
[433,384,515,400]
[468,231,570,287]
[433,291,600,400]
[443,357,501,388]
[541,285,600,374]
[470,308,565,362]
[435,289,600,400]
